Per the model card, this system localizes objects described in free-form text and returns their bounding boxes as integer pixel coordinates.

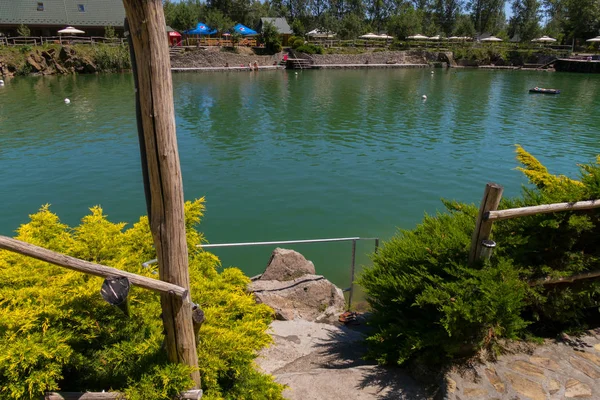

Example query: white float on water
[422,95,427,100]
[431,70,434,74]
[64,98,71,104]
[0,80,4,86]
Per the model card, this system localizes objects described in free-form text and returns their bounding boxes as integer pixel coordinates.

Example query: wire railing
[143,236,380,308]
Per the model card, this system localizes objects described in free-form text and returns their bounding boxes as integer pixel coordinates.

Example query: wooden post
[121,0,200,387]
[469,182,503,265]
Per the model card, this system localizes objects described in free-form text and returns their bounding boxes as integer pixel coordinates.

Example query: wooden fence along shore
[0,34,573,54]
[0,35,126,46]
[470,183,600,287]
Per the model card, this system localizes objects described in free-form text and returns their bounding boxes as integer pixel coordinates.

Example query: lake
[1,69,599,289]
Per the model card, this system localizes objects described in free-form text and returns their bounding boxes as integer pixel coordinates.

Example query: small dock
[555,59,600,73]
[313,63,429,70]
[171,66,285,73]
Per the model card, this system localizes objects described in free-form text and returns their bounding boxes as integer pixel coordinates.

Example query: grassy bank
[0,44,130,76]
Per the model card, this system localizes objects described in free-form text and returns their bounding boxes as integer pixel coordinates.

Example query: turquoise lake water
[1,69,599,288]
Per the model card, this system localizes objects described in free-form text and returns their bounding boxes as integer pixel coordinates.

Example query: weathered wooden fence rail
[43,389,202,399]
[0,236,188,297]
[486,199,600,221]
[470,182,600,285]
[0,36,126,46]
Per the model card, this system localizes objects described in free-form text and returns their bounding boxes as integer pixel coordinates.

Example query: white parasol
[407,34,429,40]
[58,26,85,35]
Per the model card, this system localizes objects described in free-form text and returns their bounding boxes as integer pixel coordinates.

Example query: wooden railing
[305,38,572,54]
[0,36,126,46]
[469,182,600,285]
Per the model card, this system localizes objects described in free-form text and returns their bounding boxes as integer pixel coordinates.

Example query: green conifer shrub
[359,147,600,366]
[0,199,284,399]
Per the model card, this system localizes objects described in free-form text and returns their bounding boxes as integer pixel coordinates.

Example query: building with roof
[257,17,292,45]
[0,0,126,37]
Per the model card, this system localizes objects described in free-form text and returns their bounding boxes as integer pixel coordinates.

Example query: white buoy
[0,79,4,86]
[422,95,427,100]
[295,72,298,75]
[64,98,71,104]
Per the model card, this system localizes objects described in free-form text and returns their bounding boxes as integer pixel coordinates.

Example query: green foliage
[295,43,324,54]
[76,44,131,72]
[387,7,422,40]
[453,14,476,37]
[259,21,282,54]
[508,0,542,42]
[205,8,234,35]
[17,24,30,37]
[360,147,600,367]
[292,38,305,49]
[104,26,117,39]
[0,200,284,399]
[291,19,306,36]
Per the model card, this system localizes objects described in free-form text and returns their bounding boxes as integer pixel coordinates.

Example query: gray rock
[260,248,316,281]
[249,274,345,322]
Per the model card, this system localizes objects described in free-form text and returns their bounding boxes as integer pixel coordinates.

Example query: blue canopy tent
[184,22,217,35]
[232,23,258,36]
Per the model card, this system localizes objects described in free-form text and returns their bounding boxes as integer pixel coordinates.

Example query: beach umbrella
[532,36,557,42]
[429,35,442,40]
[586,36,600,42]
[58,26,85,35]
[378,34,393,40]
[407,34,429,40]
[184,23,217,35]
[359,33,381,39]
[232,23,257,36]
[307,29,336,38]
[481,36,503,42]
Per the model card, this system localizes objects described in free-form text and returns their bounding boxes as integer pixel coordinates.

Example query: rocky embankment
[0,45,129,77]
[1,47,95,77]
[170,47,284,69]
[306,50,453,66]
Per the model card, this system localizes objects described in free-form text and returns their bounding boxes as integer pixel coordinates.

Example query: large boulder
[249,275,345,322]
[260,248,315,281]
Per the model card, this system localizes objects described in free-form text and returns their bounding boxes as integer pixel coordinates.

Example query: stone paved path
[445,330,600,399]
[256,320,431,400]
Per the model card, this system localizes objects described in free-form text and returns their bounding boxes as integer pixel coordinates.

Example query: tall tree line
[164,0,600,43]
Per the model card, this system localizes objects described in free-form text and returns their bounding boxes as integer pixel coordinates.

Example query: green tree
[561,0,600,42]
[104,25,116,39]
[453,13,477,36]
[17,24,30,37]
[387,5,423,39]
[508,0,541,41]
[260,21,283,52]
[434,0,463,35]
[169,1,204,32]
[338,13,366,39]
[291,18,306,35]
[205,8,234,34]
[467,0,506,34]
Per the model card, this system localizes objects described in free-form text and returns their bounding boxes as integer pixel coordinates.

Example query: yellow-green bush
[0,199,283,399]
